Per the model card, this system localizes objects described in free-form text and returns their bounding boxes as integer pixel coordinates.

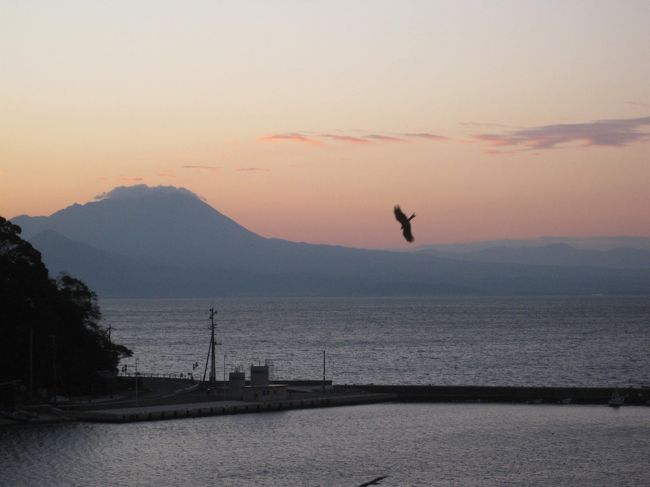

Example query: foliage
[0,216,131,395]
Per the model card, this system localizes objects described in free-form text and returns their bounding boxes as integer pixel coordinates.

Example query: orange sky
[1,1,649,248]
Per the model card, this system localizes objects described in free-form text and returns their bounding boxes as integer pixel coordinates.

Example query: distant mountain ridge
[14,186,264,269]
[416,236,650,253]
[11,185,650,297]
[418,243,650,269]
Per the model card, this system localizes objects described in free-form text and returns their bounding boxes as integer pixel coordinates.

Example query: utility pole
[107,324,115,373]
[209,308,217,386]
[322,350,326,393]
[135,357,139,405]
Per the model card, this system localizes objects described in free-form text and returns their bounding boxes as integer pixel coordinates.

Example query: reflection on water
[4,297,648,485]
[101,296,650,387]
[2,404,649,486]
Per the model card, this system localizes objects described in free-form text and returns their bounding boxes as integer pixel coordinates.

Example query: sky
[1,0,649,248]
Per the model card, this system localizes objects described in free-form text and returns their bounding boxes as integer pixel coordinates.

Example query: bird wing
[402,225,414,242]
[394,205,408,225]
[358,476,388,487]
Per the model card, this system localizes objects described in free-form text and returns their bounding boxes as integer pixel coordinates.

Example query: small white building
[227,364,287,402]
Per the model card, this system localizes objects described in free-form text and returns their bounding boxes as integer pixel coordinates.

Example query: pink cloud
[237,167,270,172]
[259,133,321,145]
[483,148,520,156]
[475,116,650,150]
[182,164,219,173]
[158,172,176,179]
[321,133,371,144]
[460,121,510,128]
[402,132,448,141]
[625,101,650,108]
[259,130,451,146]
[118,176,144,183]
[364,134,408,143]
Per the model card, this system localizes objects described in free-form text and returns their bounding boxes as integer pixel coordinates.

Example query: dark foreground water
[2,404,649,486]
[3,297,650,485]
[101,296,650,387]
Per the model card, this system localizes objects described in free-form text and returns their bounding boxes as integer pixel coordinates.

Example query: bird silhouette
[358,475,388,487]
[394,205,415,242]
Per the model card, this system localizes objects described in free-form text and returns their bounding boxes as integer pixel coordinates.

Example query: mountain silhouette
[419,243,650,269]
[12,185,650,297]
[15,186,264,269]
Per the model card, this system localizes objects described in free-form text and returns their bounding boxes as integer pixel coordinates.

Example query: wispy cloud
[237,167,270,172]
[460,121,510,128]
[363,134,408,143]
[260,130,446,146]
[475,116,650,150]
[625,101,650,108]
[321,133,371,144]
[259,133,321,145]
[118,176,145,183]
[158,171,176,179]
[182,164,219,173]
[402,132,447,141]
[95,185,203,202]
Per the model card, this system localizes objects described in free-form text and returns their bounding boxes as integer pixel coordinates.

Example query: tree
[0,216,131,396]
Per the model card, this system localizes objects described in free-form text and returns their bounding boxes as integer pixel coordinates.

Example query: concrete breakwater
[69,392,396,423]
[67,384,649,424]
[41,379,649,425]
[339,384,650,405]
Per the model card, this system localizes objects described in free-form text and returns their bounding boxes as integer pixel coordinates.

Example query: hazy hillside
[15,186,266,269]
[418,243,650,269]
[12,185,650,297]
[417,236,650,253]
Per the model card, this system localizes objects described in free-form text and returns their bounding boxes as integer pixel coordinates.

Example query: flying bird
[394,205,415,242]
[358,476,388,487]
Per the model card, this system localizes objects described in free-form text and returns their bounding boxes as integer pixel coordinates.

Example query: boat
[608,390,625,407]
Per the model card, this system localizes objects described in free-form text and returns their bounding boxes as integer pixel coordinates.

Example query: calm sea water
[3,297,650,486]
[2,404,649,486]
[100,296,650,387]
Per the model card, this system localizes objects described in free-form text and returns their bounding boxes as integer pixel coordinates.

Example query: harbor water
[2,403,649,486]
[101,296,650,387]
[2,296,649,486]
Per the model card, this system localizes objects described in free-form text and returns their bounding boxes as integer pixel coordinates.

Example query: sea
[104,295,649,387]
[2,295,649,486]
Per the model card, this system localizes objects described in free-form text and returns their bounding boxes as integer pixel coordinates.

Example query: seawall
[338,385,650,405]
[46,379,650,425]
[69,392,396,423]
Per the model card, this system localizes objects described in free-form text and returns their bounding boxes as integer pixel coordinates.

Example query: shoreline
[2,378,648,426]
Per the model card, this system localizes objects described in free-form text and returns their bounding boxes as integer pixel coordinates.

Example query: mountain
[29,229,190,297]
[15,186,265,269]
[11,185,650,297]
[417,243,650,269]
[417,236,650,253]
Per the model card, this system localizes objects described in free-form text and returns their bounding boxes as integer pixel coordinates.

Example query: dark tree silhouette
[0,216,131,396]
[393,205,416,242]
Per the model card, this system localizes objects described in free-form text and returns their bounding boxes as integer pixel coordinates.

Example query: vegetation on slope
[0,216,131,397]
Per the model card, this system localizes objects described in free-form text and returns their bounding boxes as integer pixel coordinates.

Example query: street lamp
[134,357,139,406]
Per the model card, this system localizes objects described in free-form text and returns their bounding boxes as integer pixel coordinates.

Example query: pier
[68,391,396,423]
[59,378,649,424]
[339,384,650,405]
[6,378,648,425]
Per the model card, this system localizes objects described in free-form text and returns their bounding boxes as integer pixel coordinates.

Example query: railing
[117,371,197,380]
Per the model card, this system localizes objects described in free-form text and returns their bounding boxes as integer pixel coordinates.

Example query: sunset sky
[2,1,649,248]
